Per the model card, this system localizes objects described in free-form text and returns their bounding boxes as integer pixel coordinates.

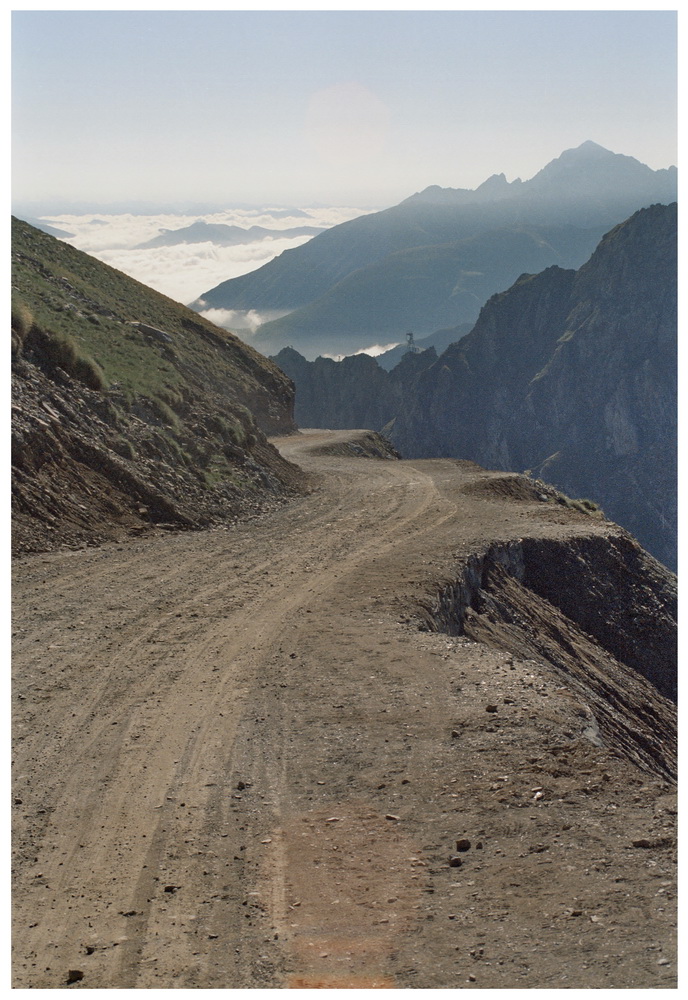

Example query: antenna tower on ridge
[405,331,420,354]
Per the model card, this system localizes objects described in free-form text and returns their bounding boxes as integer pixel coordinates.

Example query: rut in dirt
[12,432,677,989]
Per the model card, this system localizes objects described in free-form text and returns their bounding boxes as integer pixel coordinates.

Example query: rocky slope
[11,218,306,556]
[273,204,677,569]
[193,142,676,358]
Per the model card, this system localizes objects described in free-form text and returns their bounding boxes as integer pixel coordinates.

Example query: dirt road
[12,431,676,988]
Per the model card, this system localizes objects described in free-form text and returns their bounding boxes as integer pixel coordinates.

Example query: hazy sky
[12,8,677,210]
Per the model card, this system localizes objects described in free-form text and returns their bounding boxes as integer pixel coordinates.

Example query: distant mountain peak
[574,139,609,153]
[475,172,509,192]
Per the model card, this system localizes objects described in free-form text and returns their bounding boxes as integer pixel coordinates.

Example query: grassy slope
[11,218,303,554]
[11,217,294,431]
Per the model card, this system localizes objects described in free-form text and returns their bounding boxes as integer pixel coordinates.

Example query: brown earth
[11,430,676,989]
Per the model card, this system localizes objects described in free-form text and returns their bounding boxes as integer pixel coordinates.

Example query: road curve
[12,431,676,988]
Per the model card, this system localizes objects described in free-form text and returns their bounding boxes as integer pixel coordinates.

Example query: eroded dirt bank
[12,431,676,988]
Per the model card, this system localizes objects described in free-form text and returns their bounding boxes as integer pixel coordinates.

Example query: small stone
[657,957,670,966]
[486,705,498,713]
[208,933,219,940]
[632,838,653,848]
[448,856,463,867]
[385,814,400,821]
[455,838,471,852]
[163,885,179,893]
[468,974,476,982]
[451,730,461,738]
[67,970,84,984]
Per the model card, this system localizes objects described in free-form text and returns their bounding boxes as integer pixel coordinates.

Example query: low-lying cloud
[197,308,292,334]
[34,205,374,306]
[87,237,314,305]
[321,342,401,360]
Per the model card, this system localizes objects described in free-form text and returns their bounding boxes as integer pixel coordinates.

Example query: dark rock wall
[274,205,677,570]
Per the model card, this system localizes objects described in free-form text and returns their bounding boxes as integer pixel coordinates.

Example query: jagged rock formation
[194,142,676,358]
[375,323,473,370]
[273,346,436,432]
[273,204,677,569]
[11,218,306,555]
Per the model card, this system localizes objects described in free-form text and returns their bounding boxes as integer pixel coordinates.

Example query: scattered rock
[632,838,653,848]
[385,814,400,821]
[486,705,498,713]
[455,838,471,852]
[448,856,463,867]
[66,970,84,984]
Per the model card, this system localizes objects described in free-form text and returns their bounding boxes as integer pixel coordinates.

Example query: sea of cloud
[42,206,373,307]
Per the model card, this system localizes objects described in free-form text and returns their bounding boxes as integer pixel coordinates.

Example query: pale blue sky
[12,9,677,210]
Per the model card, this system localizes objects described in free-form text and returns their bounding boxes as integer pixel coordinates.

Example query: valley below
[11,430,677,989]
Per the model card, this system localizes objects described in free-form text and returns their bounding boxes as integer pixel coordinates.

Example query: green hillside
[11,218,303,555]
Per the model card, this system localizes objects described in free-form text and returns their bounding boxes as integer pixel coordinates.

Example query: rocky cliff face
[274,204,676,569]
[11,219,305,556]
[394,203,676,568]
[273,346,436,432]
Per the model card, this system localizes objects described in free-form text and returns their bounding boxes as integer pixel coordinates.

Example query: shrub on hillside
[11,300,34,358]
[23,322,108,391]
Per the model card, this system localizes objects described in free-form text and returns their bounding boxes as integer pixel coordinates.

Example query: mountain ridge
[135,219,324,250]
[273,203,677,569]
[192,142,676,359]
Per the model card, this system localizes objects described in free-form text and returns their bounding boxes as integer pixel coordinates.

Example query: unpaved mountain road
[12,430,676,989]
